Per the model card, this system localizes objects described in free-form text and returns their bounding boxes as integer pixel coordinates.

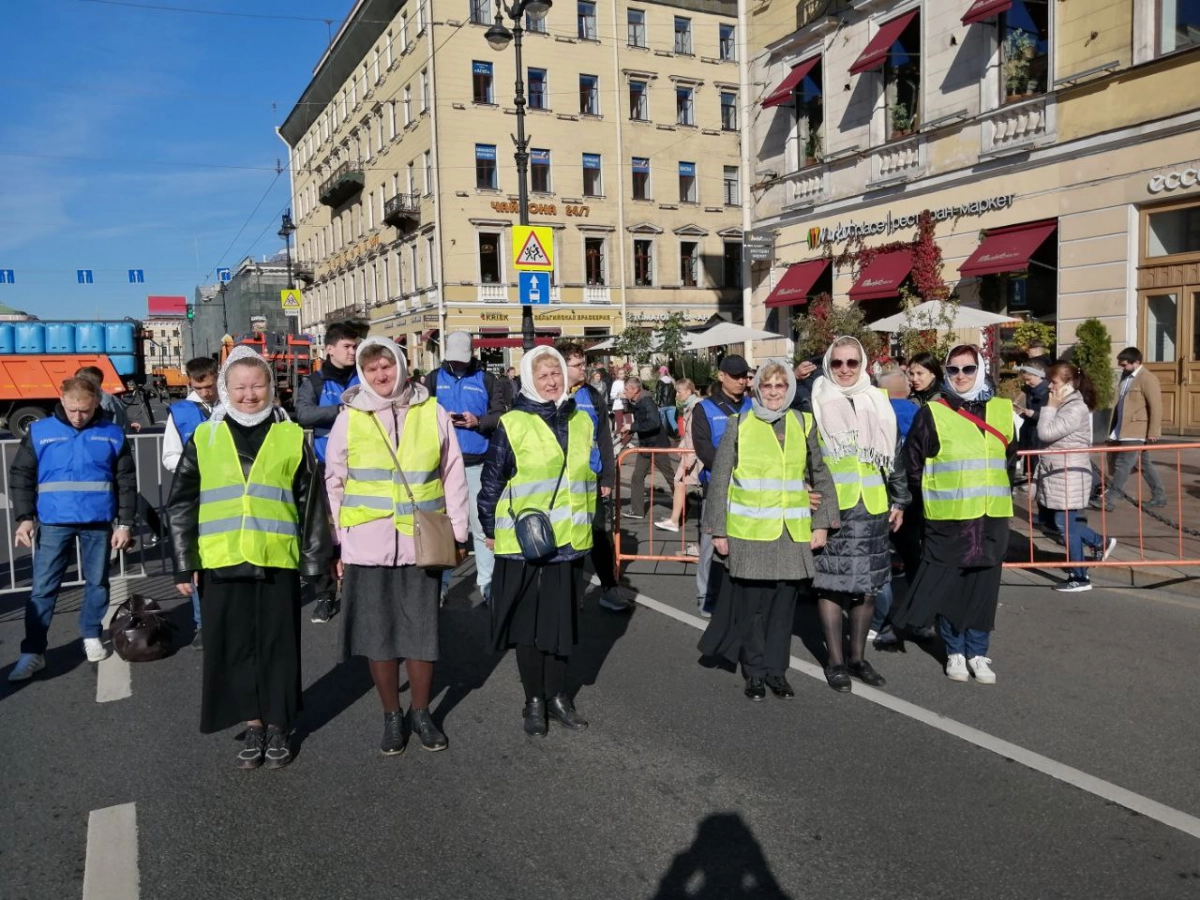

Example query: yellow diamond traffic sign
[512,225,554,271]
[280,288,303,311]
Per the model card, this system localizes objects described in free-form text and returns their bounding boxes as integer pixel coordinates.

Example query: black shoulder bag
[508,448,569,563]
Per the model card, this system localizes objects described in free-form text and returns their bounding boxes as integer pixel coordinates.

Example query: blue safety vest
[698,395,751,484]
[435,367,490,457]
[313,370,360,463]
[30,415,124,525]
[572,384,603,474]
[169,400,210,448]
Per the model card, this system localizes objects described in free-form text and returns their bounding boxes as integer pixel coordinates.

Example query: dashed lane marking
[97,582,131,703]
[83,802,139,899]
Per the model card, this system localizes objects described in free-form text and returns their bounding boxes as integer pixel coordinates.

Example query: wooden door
[1140,288,1181,432]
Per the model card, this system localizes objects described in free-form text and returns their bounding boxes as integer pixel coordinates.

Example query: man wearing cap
[429,332,507,603]
[691,355,752,618]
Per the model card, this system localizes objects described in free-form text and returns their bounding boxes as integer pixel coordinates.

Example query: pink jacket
[325,382,470,566]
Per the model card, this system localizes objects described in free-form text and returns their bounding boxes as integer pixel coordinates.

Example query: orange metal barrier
[613,447,700,564]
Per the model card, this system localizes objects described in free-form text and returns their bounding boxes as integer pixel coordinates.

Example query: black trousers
[734,579,799,679]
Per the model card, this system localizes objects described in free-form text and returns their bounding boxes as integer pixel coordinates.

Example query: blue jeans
[871,581,893,633]
[1053,509,1104,582]
[660,408,677,438]
[22,524,113,655]
[191,584,202,627]
[441,463,493,597]
[937,615,989,659]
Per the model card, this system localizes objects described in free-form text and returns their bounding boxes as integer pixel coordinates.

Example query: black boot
[547,694,589,730]
[407,708,448,752]
[744,677,767,701]
[380,710,407,756]
[847,659,886,687]
[523,697,548,737]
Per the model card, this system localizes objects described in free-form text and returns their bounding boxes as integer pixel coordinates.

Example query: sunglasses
[946,364,979,376]
[830,358,861,370]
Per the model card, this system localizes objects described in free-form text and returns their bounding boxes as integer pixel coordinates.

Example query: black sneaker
[237,725,266,770]
[263,726,293,769]
[191,626,203,652]
[380,710,407,756]
[407,708,448,751]
[310,596,339,624]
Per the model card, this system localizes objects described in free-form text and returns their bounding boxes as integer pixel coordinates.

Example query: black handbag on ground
[508,451,569,563]
[112,594,174,662]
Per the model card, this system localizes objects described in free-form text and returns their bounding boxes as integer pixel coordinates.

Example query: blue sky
[0,0,345,321]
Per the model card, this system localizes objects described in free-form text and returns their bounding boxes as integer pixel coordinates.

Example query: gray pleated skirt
[339,563,442,662]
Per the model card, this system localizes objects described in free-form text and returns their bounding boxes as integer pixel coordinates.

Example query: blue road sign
[519,271,550,306]
[128,269,145,284]
[77,269,93,284]
[0,269,14,284]
[217,267,232,283]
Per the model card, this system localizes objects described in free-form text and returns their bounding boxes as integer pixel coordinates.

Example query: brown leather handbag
[112,594,174,662]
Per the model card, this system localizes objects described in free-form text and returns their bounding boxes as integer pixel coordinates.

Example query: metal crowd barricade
[613,447,700,565]
[1007,441,1200,571]
[0,433,173,596]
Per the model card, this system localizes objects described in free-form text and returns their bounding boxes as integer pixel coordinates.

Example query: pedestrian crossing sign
[280,288,303,311]
[512,225,554,271]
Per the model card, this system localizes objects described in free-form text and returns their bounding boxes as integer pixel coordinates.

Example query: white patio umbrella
[868,300,1019,332]
[683,321,785,349]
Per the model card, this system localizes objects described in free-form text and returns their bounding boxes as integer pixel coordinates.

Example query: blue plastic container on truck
[45,323,77,354]
[14,323,46,354]
[103,322,137,355]
[108,354,137,377]
[0,324,14,355]
[75,322,106,353]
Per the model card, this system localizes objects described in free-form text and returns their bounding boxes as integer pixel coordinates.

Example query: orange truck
[0,355,127,437]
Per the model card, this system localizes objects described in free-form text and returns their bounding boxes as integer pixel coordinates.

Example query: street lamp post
[279,210,300,398]
[484,0,552,352]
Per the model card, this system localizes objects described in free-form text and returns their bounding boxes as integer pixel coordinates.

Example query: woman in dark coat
[168,347,331,769]
[478,346,598,737]
[906,352,946,408]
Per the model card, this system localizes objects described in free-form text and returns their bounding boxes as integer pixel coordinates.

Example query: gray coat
[703,409,837,582]
[1036,391,1094,511]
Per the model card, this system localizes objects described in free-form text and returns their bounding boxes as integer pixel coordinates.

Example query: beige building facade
[142,317,186,372]
[747,0,1200,431]
[280,0,743,372]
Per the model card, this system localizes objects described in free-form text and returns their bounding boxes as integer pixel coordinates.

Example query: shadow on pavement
[0,639,86,697]
[651,812,793,900]
[293,658,375,752]
[430,601,505,734]
[570,587,635,699]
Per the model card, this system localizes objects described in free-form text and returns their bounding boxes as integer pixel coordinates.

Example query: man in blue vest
[295,321,363,623]
[162,356,218,648]
[8,377,137,681]
[429,331,506,604]
[691,354,752,618]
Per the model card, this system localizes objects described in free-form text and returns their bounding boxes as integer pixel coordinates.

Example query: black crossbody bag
[507,451,569,563]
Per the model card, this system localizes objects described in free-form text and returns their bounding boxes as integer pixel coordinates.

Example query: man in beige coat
[1105,346,1166,510]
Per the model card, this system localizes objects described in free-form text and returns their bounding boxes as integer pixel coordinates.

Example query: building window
[631,157,650,199]
[676,86,694,125]
[385,30,394,68]
[629,80,648,120]
[680,241,699,287]
[1001,1,1050,101]
[723,165,739,205]
[470,0,488,24]
[473,61,494,104]
[674,17,692,55]
[580,74,600,115]
[719,23,736,60]
[400,15,409,50]
[403,86,412,125]
[528,68,548,109]
[679,161,697,203]
[578,1,596,40]
[423,150,433,194]
[798,60,824,165]
[634,239,654,286]
[427,235,437,286]
[476,144,498,189]
[531,149,552,193]
[1160,0,1200,54]
[416,0,426,33]
[720,91,737,130]
[388,101,398,139]
[525,10,547,32]
[585,237,607,285]
[478,233,501,283]
[407,161,416,196]
[420,70,429,111]
[582,153,602,196]
[723,241,742,288]
[1146,206,1200,258]
[883,14,921,138]
[628,8,646,47]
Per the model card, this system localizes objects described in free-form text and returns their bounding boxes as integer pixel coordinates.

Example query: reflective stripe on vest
[698,395,751,484]
[169,400,210,449]
[312,371,360,463]
[922,399,1014,521]
[494,410,596,555]
[338,400,445,534]
[31,416,124,525]
[194,420,304,569]
[819,448,889,515]
[571,384,603,474]
[726,411,812,542]
[435,368,490,457]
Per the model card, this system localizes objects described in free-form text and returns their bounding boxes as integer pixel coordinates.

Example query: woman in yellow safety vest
[892,345,1015,685]
[697,361,836,701]
[810,336,910,693]
[478,346,598,738]
[324,337,471,757]
[168,346,330,770]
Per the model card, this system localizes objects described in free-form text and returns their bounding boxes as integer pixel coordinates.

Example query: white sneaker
[654,519,680,532]
[967,656,996,685]
[684,543,700,557]
[866,629,879,642]
[8,653,45,682]
[1098,537,1118,561]
[945,653,969,682]
[83,638,109,663]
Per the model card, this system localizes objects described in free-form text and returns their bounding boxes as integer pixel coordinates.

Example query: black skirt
[698,576,800,678]
[198,568,302,734]
[339,563,442,663]
[490,556,584,656]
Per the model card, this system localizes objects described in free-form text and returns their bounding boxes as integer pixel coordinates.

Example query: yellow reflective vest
[194,419,304,569]
[339,401,444,535]
[819,429,890,516]
[726,411,813,542]
[922,398,1014,521]
[494,410,596,556]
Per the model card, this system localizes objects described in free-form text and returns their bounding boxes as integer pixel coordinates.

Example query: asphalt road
[2,539,1199,899]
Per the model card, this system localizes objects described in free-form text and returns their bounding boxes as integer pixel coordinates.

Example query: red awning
[958,220,1057,278]
[850,10,918,75]
[479,326,510,334]
[420,328,439,342]
[849,250,913,301]
[762,56,821,109]
[764,259,830,308]
[474,337,554,349]
[962,0,1012,25]
[535,326,563,336]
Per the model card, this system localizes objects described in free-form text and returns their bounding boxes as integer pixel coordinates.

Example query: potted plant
[1005,30,1035,99]
[804,129,823,167]
[1070,318,1115,441]
[890,101,914,138]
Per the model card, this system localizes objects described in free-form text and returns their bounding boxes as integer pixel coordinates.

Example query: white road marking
[97,582,131,703]
[83,802,139,900]
[621,582,1200,841]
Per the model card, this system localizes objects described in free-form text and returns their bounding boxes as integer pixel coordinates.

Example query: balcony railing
[583,285,611,304]
[294,263,315,285]
[785,166,827,208]
[982,94,1051,155]
[318,161,365,207]
[383,192,420,229]
[478,282,508,303]
[869,133,923,185]
[324,303,369,324]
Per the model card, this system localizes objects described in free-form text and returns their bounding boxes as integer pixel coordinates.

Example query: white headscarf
[356,336,409,402]
[810,336,897,471]
[944,345,991,402]
[519,346,569,408]
[210,345,279,429]
[749,359,796,424]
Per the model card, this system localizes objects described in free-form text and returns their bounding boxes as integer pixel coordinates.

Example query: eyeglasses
[759,382,788,390]
[946,364,979,376]
[830,358,860,370]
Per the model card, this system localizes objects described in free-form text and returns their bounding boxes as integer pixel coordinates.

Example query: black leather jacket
[166,414,331,583]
